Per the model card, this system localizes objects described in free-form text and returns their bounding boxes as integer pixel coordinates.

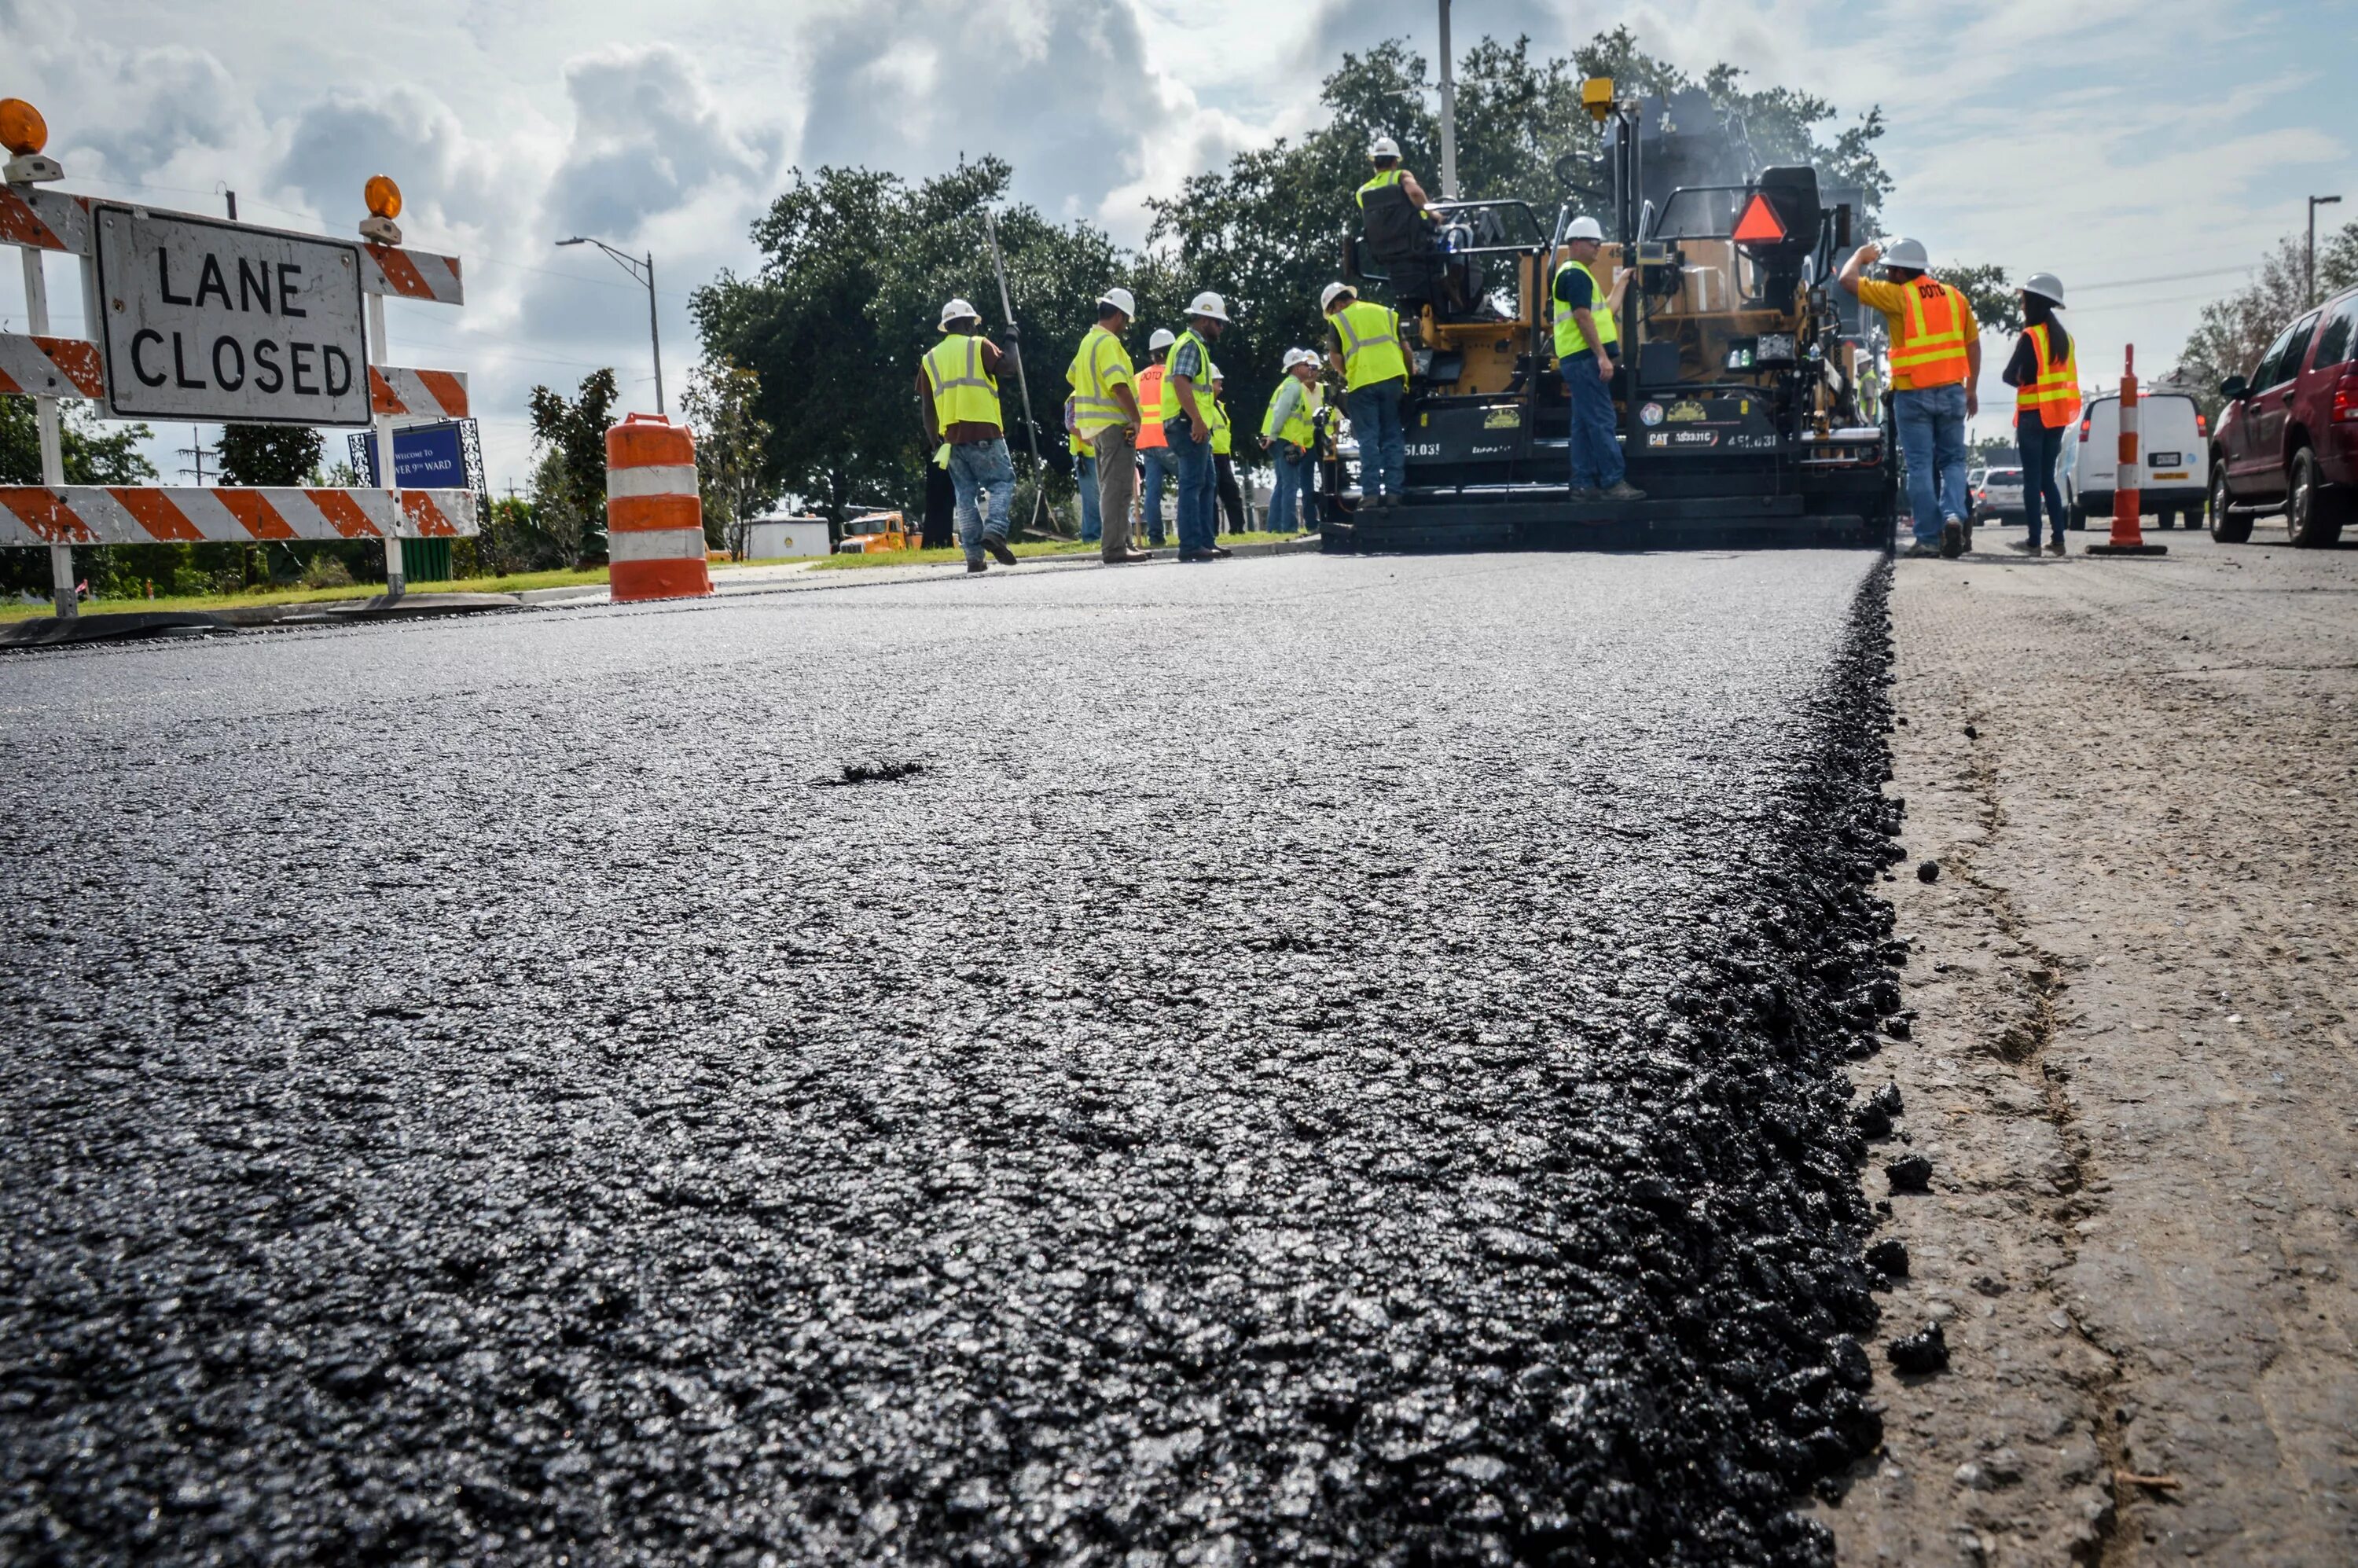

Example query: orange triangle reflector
[1732,192,1787,244]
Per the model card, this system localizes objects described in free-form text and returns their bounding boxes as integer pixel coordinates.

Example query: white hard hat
[1565,215,1603,242]
[1320,281,1353,311]
[938,297,981,329]
[1880,237,1929,270]
[1185,290,1230,323]
[1209,362,1224,381]
[2021,271,2066,307]
[1097,285,1137,316]
[1369,135,1400,160]
[1148,327,1176,351]
[1281,347,1311,369]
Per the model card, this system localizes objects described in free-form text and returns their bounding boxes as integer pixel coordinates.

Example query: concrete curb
[1,592,523,649]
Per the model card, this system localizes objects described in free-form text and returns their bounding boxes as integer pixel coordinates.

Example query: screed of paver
[0,553,1912,1566]
[1820,530,2358,1566]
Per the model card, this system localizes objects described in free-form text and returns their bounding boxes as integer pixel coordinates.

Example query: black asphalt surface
[0,553,1905,1566]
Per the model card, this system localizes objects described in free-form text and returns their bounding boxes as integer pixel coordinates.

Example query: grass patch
[0,566,616,622]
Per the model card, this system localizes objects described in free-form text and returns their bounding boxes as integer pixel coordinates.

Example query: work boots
[1600,481,1647,502]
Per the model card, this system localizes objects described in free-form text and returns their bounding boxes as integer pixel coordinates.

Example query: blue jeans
[1894,384,1969,546]
[1561,352,1625,490]
[1345,382,1406,498]
[1166,417,1217,555]
[2016,414,2066,547]
[1267,442,1313,532]
[1076,454,1100,542]
[1140,446,1174,545]
[946,439,1014,563]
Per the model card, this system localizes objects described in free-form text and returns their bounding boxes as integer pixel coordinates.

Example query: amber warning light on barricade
[365,175,402,220]
[0,98,46,156]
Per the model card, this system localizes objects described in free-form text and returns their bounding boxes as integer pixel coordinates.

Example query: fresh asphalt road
[0,553,1897,1566]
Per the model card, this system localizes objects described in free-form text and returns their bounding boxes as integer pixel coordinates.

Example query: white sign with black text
[92,205,370,427]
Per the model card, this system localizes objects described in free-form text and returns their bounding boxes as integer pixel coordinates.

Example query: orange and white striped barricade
[0,95,478,619]
[605,413,712,602]
[2088,343,2166,556]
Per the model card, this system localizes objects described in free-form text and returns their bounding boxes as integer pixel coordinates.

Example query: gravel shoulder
[1819,531,2358,1565]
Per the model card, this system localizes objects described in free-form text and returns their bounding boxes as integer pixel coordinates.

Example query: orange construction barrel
[605,413,714,602]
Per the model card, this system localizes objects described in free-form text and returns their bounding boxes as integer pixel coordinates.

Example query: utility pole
[2308,194,2342,307]
[1437,0,1458,200]
[555,235,664,413]
[177,426,210,486]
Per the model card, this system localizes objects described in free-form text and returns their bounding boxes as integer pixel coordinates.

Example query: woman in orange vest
[1135,329,1174,547]
[2002,273,2078,556]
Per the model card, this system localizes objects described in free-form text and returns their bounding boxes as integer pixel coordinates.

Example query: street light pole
[555,235,665,414]
[2309,195,2343,307]
[1437,0,1458,200]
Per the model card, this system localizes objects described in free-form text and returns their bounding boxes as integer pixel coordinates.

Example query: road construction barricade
[604,413,712,602]
[0,95,479,616]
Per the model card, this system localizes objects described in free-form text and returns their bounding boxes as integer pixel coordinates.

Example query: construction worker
[1067,285,1151,564]
[2004,272,2077,557]
[1358,135,1444,316]
[1553,216,1644,504]
[1136,327,1176,548]
[1322,281,1408,509]
[1839,237,1980,558]
[916,298,1017,572]
[1208,365,1246,535]
[1160,293,1233,561]
[1260,347,1323,534]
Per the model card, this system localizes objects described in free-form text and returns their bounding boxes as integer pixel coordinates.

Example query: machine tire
[2286,448,2346,548]
[2209,468,2253,544]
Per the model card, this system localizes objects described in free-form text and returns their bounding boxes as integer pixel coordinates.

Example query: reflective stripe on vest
[1356,168,1403,208]
[2015,323,2081,429]
[1263,380,1318,448]
[1334,301,1408,390]
[1066,325,1134,434]
[923,334,1001,430]
[1158,329,1214,420]
[1889,278,1970,387]
[1551,258,1618,358]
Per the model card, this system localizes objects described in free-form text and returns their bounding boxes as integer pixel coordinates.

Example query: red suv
[2211,283,2358,546]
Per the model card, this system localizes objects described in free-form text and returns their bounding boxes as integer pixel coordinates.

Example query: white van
[2065,391,2209,530]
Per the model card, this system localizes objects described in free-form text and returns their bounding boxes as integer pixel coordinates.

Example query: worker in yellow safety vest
[1321,281,1410,510]
[1158,292,1232,560]
[1552,215,1644,505]
[1357,135,1446,316]
[1840,236,1981,557]
[916,297,1019,572]
[2004,271,2078,557]
[1066,285,1151,563]
[1260,346,1324,533]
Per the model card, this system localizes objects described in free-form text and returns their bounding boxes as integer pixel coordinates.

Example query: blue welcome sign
[351,419,477,490]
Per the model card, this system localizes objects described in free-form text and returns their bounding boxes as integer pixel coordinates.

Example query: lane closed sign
[93,205,370,427]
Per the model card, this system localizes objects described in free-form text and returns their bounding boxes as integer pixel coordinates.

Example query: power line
[2071,263,2261,295]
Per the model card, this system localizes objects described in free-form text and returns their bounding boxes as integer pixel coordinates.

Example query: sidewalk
[1819,530,2358,1564]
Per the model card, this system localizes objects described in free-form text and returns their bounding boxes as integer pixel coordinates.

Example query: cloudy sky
[4,0,2353,487]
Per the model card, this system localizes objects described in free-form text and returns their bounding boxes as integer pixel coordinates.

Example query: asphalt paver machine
[1322,83,1897,552]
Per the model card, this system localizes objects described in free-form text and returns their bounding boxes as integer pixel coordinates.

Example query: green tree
[527,369,619,565]
[681,357,780,556]
[0,399,161,600]
[213,424,323,486]
[2323,217,2358,296]
[694,158,1118,530]
[2173,235,2311,418]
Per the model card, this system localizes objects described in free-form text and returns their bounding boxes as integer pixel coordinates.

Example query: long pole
[2308,196,2342,308]
[645,251,665,414]
[19,248,74,619]
[1437,0,1458,199]
[979,209,1041,476]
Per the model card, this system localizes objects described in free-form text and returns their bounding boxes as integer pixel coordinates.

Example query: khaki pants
[1092,424,1138,558]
